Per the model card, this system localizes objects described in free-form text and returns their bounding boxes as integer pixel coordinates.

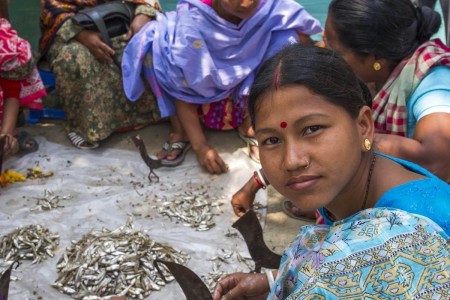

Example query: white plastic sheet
[0,137,267,299]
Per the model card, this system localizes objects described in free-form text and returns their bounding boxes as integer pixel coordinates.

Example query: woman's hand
[75,30,115,63]
[213,273,270,300]
[231,176,260,217]
[126,14,151,40]
[194,143,228,174]
[0,133,18,158]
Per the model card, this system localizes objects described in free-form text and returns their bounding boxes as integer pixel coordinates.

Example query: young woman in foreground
[232,0,450,222]
[213,44,450,299]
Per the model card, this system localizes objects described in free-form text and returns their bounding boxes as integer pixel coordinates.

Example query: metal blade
[154,259,212,300]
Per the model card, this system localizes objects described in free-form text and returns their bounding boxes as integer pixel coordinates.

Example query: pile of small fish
[202,271,230,293]
[0,225,60,264]
[52,220,189,299]
[157,191,224,231]
[31,189,73,211]
[202,250,254,292]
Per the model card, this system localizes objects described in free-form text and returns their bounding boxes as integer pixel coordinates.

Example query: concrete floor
[22,118,313,256]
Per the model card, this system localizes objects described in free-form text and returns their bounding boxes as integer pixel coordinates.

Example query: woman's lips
[286,175,320,191]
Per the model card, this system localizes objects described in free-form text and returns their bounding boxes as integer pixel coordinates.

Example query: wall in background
[7,0,330,51]
[8,0,41,51]
[7,0,444,52]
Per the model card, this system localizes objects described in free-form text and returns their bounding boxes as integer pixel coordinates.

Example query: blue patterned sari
[270,208,450,299]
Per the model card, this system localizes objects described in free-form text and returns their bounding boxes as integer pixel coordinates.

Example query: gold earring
[373,62,381,71]
[364,139,371,151]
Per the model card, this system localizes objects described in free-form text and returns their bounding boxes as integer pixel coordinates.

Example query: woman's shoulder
[333,208,449,242]
[294,208,449,260]
[289,207,448,255]
[374,152,450,199]
[407,65,450,131]
[376,152,439,178]
[373,153,450,235]
[412,65,450,97]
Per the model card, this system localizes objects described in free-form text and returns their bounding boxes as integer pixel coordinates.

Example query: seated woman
[231,0,450,220]
[213,43,450,300]
[1,18,46,159]
[39,0,163,150]
[122,0,322,173]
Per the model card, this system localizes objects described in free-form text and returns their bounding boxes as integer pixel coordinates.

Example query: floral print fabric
[270,208,450,299]
[44,8,161,142]
[47,21,160,141]
[0,18,45,122]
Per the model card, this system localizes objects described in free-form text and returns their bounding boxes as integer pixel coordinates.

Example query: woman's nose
[282,142,307,171]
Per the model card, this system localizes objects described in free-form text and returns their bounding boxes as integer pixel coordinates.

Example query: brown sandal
[238,132,260,163]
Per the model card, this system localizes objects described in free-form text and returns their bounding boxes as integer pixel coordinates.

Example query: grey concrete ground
[22,118,313,255]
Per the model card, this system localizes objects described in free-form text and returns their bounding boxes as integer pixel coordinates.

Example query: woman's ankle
[238,117,255,136]
[167,131,187,143]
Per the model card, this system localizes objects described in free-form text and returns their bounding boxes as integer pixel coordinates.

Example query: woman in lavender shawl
[122,0,322,173]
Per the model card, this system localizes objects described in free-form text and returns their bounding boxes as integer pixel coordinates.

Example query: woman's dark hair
[248,44,371,127]
[329,0,441,64]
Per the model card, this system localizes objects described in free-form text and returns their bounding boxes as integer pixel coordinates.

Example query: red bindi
[280,121,287,128]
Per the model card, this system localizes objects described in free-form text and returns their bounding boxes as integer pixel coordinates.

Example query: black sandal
[17,131,39,154]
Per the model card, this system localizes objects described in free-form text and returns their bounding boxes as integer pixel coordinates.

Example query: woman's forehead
[255,86,331,114]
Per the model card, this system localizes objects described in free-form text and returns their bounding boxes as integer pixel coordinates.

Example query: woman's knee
[50,42,97,78]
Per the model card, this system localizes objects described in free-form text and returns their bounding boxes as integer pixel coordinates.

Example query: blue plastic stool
[26,69,66,124]
[39,68,56,92]
[27,108,67,124]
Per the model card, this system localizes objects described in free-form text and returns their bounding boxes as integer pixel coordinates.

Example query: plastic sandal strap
[68,132,99,150]
[170,141,189,150]
[162,141,171,151]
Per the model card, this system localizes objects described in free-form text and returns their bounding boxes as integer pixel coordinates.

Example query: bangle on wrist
[265,270,275,289]
[253,171,266,189]
[253,169,269,190]
[256,169,268,185]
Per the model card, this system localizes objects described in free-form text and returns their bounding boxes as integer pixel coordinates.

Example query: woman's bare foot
[156,132,189,161]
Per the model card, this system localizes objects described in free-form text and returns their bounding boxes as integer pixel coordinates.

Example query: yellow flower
[0,169,26,187]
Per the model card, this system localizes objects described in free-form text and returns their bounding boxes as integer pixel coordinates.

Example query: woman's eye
[304,125,323,135]
[263,137,280,145]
